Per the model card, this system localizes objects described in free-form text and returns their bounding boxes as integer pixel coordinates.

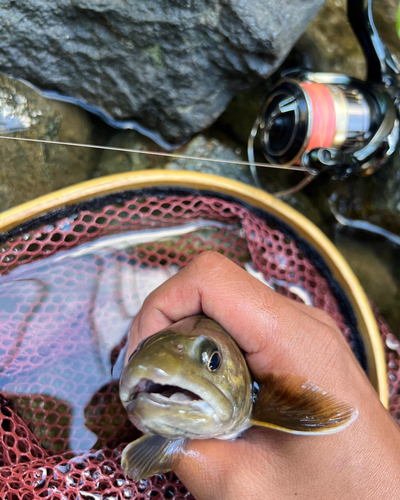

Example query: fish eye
[207,350,221,371]
[198,338,221,371]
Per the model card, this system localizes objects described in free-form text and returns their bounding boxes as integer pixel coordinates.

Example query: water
[0,220,249,456]
[11,75,183,150]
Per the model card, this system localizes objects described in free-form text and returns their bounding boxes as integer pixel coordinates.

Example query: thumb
[174,431,276,500]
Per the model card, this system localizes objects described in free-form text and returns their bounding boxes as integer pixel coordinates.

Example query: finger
[127,252,348,386]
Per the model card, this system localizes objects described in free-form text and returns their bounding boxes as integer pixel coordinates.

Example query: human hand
[127,252,400,499]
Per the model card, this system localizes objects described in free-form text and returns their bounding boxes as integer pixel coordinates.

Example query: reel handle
[348,0,400,91]
[302,148,359,179]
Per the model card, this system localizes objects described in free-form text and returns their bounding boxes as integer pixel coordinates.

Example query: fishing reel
[248,0,400,196]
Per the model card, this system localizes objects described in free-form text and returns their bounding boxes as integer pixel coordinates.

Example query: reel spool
[249,0,400,196]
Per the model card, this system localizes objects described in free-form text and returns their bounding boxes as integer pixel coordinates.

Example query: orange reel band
[301,82,337,152]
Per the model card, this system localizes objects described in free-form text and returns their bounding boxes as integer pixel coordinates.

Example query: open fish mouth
[129,378,203,404]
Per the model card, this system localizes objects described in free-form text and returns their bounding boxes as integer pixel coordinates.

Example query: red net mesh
[0,191,398,499]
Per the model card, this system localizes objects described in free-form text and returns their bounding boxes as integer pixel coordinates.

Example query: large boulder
[0,0,325,142]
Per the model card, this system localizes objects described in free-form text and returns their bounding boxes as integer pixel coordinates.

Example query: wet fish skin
[119,315,358,481]
[120,315,253,440]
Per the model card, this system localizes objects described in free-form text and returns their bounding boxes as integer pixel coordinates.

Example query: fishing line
[0,134,308,172]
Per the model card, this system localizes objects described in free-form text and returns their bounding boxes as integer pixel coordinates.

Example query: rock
[0,0,326,142]
[215,49,312,145]
[165,133,255,186]
[95,131,167,177]
[296,0,365,78]
[97,129,255,186]
[328,150,400,236]
[334,227,400,334]
[216,82,271,146]
[296,0,400,79]
[373,0,400,61]
[0,74,98,212]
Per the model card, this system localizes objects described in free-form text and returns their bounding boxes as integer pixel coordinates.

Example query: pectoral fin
[121,434,189,481]
[251,372,358,435]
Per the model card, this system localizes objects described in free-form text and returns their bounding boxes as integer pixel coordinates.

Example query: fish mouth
[128,378,203,404]
[121,374,232,420]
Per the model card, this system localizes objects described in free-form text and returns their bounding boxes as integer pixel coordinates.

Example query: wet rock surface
[296,0,400,79]
[0,0,325,142]
[327,155,400,237]
[96,131,167,177]
[0,74,98,212]
[334,228,400,334]
[164,133,254,186]
[96,130,255,186]
[296,0,366,79]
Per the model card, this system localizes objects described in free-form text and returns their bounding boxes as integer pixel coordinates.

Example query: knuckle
[323,315,341,334]
[192,250,227,269]
[189,251,230,283]
[140,288,158,312]
[310,307,342,334]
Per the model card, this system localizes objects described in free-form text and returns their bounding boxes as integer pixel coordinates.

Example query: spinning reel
[248,0,400,196]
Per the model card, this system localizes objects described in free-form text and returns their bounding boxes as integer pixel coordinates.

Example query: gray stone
[0,74,98,212]
[165,133,255,186]
[0,0,325,142]
[328,152,400,236]
[334,229,400,334]
[96,129,255,186]
[296,0,400,79]
[215,49,310,145]
[96,131,167,177]
[216,82,270,145]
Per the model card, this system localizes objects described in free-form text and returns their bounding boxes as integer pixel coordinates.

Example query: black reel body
[249,0,400,195]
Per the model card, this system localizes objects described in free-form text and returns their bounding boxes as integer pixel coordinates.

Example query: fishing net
[0,187,398,500]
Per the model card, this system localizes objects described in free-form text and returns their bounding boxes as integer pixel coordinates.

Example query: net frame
[0,171,396,500]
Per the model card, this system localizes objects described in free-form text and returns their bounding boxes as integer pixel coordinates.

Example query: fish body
[120,315,358,481]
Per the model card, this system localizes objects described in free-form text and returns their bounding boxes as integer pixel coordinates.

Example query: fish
[119,315,358,481]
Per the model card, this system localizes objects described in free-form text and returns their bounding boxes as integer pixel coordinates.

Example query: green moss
[144,45,163,67]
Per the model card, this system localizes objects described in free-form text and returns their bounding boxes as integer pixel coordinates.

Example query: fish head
[120,315,253,440]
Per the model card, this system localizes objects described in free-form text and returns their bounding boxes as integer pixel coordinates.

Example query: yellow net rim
[0,170,388,407]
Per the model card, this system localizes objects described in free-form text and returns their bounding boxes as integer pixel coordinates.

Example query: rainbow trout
[119,315,358,480]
